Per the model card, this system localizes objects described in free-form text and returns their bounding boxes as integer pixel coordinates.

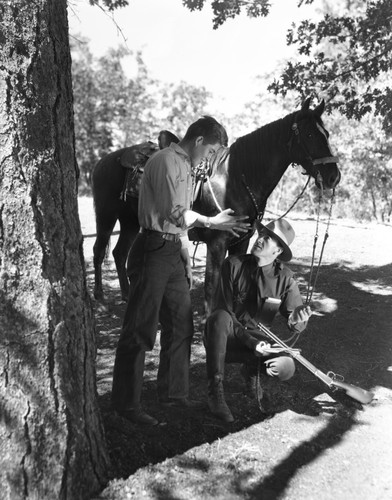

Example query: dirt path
[78,197,392,500]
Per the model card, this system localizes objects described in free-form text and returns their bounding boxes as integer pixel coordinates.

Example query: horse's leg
[93,215,117,301]
[204,236,228,318]
[113,218,139,302]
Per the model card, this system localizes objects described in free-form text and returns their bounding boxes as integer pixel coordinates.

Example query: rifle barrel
[256,322,374,405]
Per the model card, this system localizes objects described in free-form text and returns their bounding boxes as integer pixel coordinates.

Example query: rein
[305,182,336,305]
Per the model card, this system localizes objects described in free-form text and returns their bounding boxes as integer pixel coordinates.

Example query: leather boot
[207,374,234,423]
[240,363,258,399]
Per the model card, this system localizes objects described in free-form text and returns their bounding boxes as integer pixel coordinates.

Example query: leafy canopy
[182,0,392,132]
[89,1,391,130]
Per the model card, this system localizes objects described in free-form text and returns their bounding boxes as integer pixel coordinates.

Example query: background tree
[71,38,214,190]
[0,1,109,498]
[159,81,212,138]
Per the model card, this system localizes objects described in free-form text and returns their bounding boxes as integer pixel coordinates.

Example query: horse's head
[288,98,341,189]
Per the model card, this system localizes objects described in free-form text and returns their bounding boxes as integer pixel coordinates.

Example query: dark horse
[92,131,178,301]
[92,99,340,313]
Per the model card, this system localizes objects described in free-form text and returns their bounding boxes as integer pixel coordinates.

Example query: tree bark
[0,1,110,498]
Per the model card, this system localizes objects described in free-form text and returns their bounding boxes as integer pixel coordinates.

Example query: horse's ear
[314,99,325,117]
[301,97,311,112]
[158,130,180,149]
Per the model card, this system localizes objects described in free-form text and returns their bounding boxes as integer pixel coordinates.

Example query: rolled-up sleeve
[163,163,189,229]
[139,146,192,233]
[280,278,308,333]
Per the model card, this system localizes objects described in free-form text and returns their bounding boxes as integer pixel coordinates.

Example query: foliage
[266,109,392,223]
[183,0,392,133]
[71,39,157,189]
[88,0,129,11]
[269,0,392,133]
[160,81,212,138]
[71,38,212,191]
[183,0,272,28]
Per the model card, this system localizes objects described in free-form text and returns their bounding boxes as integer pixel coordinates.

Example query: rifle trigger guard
[327,371,345,382]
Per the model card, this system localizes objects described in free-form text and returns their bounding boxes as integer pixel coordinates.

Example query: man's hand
[211,209,251,237]
[255,341,271,357]
[180,246,193,289]
[289,305,312,325]
[185,264,193,290]
[255,341,287,356]
[264,358,280,377]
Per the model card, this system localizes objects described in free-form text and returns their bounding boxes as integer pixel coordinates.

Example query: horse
[191,98,340,314]
[92,99,341,313]
[92,131,179,301]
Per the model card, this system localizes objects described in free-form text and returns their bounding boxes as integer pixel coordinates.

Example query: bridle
[288,117,339,177]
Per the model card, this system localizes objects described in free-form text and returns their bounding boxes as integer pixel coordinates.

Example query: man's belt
[140,228,181,243]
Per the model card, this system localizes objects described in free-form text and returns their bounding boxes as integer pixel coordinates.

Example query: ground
[78,197,392,500]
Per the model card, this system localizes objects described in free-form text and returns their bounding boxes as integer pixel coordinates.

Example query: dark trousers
[204,309,295,380]
[111,232,194,410]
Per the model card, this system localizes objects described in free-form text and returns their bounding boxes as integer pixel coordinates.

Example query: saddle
[119,141,159,200]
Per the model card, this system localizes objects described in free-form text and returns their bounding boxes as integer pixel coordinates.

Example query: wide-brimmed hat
[255,219,295,262]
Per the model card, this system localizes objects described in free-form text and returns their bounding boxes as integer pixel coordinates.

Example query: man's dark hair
[183,116,228,146]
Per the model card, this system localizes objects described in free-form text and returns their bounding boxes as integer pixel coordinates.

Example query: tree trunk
[0,1,110,498]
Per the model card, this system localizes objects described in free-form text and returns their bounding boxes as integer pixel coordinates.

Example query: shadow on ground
[89,256,392,482]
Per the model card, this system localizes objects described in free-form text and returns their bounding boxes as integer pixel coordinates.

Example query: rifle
[256,322,374,405]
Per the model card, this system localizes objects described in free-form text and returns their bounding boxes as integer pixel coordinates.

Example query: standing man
[112,116,251,425]
[204,219,312,422]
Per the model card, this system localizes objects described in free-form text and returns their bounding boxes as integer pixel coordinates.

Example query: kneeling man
[204,219,312,422]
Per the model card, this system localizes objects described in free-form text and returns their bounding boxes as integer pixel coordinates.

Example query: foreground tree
[0,1,109,498]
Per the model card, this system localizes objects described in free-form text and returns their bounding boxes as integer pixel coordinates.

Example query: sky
[68,0,318,114]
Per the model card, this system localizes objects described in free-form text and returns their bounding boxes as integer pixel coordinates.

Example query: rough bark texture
[0,1,110,498]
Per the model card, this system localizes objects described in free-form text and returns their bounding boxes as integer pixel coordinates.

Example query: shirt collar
[170,142,190,162]
[250,256,282,277]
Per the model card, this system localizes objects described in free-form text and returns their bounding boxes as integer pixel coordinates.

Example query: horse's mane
[229,111,297,184]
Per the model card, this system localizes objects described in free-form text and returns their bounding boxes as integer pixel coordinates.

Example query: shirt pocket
[260,297,281,324]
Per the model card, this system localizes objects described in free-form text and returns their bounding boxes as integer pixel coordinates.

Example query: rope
[206,177,223,213]
[191,241,199,268]
[305,183,335,305]
[305,183,322,304]
[276,174,311,220]
[306,189,335,304]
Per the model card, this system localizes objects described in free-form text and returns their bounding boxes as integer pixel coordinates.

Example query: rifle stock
[328,379,374,405]
[257,322,374,405]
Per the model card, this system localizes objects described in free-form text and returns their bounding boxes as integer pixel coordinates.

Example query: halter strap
[313,156,339,166]
[289,121,339,169]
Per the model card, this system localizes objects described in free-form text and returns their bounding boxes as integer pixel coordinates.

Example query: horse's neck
[231,128,291,203]
[200,117,294,216]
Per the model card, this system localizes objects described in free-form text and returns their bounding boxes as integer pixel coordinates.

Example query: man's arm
[184,208,251,237]
[180,235,192,289]
[280,278,312,333]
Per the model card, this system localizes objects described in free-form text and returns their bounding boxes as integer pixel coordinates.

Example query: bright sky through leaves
[68,0,317,113]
